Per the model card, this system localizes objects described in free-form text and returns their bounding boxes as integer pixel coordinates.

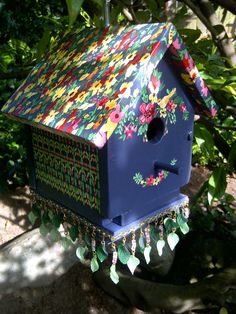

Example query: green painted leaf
[118,244,131,265]
[156,239,165,256]
[76,245,87,263]
[90,255,99,273]
[96,244,108,263]
[127,255,140,275]
[28,211,37,225]
[61,237,72,250]
[177,214,190,235]
[39,223,49,237]
[144,246,151,264]
[138,236,145,253]
[50,228,61,242]
[208,167,227,205]
[167,232,179,251]
[69,225,79,242]
[110,264,119,285]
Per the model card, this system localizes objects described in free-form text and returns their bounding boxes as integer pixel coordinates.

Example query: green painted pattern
[32,127,100,212]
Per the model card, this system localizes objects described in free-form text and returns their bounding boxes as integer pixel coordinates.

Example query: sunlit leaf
[66,0,84,27]
[90,255,99,272]
[208,167,227,204]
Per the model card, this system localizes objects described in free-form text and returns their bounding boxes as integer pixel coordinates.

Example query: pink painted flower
[139,103,156,124]
[172,38,181,50]
[147,175,154,186]
[110,104,125,123]
[124,124,137,139]
[179,104,187,112]
[158,171,165,181]
[200,78,208,97]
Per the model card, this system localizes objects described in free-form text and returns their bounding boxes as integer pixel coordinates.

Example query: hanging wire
[104,0,111,27]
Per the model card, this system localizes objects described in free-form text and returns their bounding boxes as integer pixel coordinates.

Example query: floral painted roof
[2,23,217,148]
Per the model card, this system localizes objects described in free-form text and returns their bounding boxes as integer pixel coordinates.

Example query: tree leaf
[118,244,131,265]
[156,239,165,256]
[127,255,140,274]
[76,245,87,263]
[90,255,99,273]
[194,123,214,158]
[96,244,108,263]
[167,232,179,251]
[66,0,84,27]
[110,264,119,285]
[144,246,152,264]
[208,167,227,205]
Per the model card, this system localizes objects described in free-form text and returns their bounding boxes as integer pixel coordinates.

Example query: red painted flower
[139,103,156,124]
[147,175,154,186]
[124,124,137,139]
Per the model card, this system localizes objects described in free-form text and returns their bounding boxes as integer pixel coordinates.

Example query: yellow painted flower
[63,103,71,114]
[79,72,89,81]
[85,122,95,130]
[57,49,67,59]
[160,109,167,118]
[104,74,117,89]
[119,82,133,98]
[109,53,123,67]
[149,93,159,104]
[24,83,34,93]
[38,74,47,85]
[52,86,67,101]
[100,53,110,63]
[44,110,57,124]
[76,91,88,103]
[125,64,137,78]
[140,53,150,64]
[105,99,116,111]
[90,80,102,96]
[87,42,98,53]
[55,118,66,129]
[73,53,82,62]
[124,51,137,64]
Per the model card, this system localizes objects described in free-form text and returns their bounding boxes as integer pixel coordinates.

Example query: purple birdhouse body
[1,23,217,236]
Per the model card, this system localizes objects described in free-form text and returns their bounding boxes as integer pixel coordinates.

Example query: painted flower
[52,86,67,101]
[105,99,117,111]
[44,110,58,124]
[179,104,187,112]
[139,53,150,64]
[200,77,208,97]
[104,74,117,90]
[160,109,167,118]
[148,75,161,94]
[76,90,89,103]
[90,80,102,96]
[124,124,137,139]
[119,82,133,98]
[158,171,165,181]
[139,103,156,124]
[167,100,177,112]
[172,38,181,50]
[110,104,125,123]
[125,64,137,78]
[147,175,154,186]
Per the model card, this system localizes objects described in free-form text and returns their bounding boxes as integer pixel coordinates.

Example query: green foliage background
[0,0,235,230]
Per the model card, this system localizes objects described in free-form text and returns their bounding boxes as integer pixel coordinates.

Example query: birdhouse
[1,23,217,239]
